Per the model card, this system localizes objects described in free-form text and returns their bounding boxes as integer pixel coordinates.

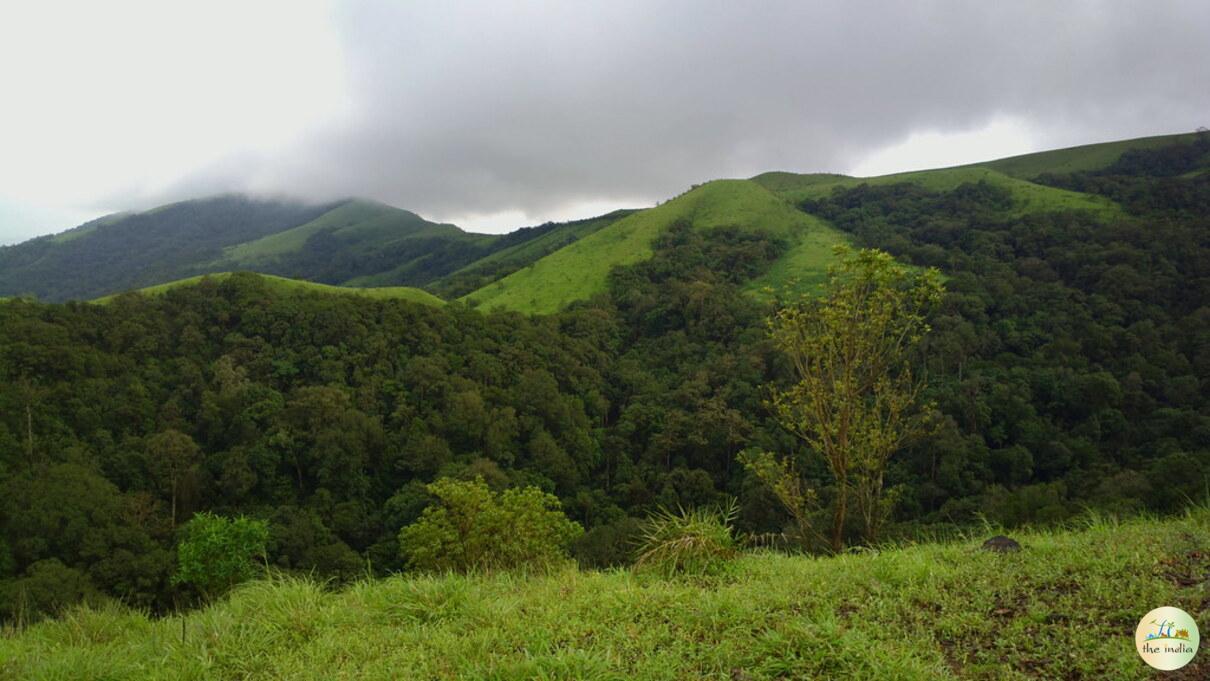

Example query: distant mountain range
[1,131,1204,307]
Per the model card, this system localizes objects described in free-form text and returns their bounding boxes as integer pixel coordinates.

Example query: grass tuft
[635,501,740,577]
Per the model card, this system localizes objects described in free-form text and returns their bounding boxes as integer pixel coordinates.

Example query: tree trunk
[26,404,33,462]
[831,479,846,552]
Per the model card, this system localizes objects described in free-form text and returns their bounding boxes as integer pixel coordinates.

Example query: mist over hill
[4,132,1201,307]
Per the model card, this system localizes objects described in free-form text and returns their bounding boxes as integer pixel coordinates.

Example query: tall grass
[2,506,1206,679]
[634,500,740,576]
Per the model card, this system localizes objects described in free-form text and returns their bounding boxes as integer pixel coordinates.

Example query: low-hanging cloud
[6,0,1210,238]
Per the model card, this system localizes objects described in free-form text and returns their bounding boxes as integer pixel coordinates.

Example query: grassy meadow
[462,179,832,314]
[93,272,446,307]
[3,508,1206,680]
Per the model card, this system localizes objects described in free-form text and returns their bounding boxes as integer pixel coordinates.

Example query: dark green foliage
[0,559,103,624]
[801,147,1210,529]
[173,512,269,600]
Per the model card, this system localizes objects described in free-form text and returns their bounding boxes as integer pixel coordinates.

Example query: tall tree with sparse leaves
[767,246,942,551]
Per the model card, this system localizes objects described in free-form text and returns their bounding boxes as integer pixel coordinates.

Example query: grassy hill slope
[427,209,636,299]
[753,166,1121,219]
[975,132,1201,178]
[464,180,846,314]
[93,272,444,307]
[3,509,1205,680]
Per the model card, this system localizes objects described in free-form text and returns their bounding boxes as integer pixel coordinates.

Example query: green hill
[2,508,1204,680]
[0,194,641,303]
[3,132,1199,307]
[427,210,635,299]
[752,166,1121,220]
[0,196,344,302]
[469,134,1206,315]
[975,132,1202,178]
[219,199,498,289]
[220,199,466,264]
[93,272,444,307]
[464,179,847,314]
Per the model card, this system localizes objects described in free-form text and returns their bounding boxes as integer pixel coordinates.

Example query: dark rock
[981,535,1022,552]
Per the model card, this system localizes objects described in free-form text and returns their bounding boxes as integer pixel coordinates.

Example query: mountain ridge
[2,131,1204,305]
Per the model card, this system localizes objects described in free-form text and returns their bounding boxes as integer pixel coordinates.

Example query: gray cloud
[145,1,1210,228]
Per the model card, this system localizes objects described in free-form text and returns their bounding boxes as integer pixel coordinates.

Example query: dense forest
[1,138,1208,620]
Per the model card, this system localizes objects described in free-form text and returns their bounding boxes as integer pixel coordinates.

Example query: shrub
[635,501,740,576]
[173,512,269,600]
[571,516,643,568]
[399,477,582,573]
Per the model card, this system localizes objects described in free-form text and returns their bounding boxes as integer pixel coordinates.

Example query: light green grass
[746,217,850,303]
[223,199,464,264]
[92,272,445,306]
[975,132,1199,178]
[462,180,825,314]
[3,509,1206,680]
[449,210,635,276]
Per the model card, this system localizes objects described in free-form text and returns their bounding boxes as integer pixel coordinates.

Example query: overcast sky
[1,1,1208,244]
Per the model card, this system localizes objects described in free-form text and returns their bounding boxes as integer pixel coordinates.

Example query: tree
[399,477,582,573]
[146,429,202,527]
[765,247,942,550]
[172,512,268,601]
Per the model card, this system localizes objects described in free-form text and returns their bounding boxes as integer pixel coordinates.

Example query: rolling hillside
[462,140,1146,314]
[427,209,635,299]
[93,271,445,307]
[750,166,1121,219]
[463,179,847,314]
[213,199,496,289]
[0,196,343,302]
[975,131,1201,178]
[2,131,1201,307]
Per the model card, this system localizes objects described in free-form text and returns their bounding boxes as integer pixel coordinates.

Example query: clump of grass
[634,500,740,576]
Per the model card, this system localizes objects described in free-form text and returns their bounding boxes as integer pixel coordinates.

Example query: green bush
[173,512,269,600]
[635,501,740,576]
[399,477,582,573]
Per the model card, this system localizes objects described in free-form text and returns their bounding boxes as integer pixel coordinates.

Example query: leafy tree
[399,477,582,572]
[766,247,942,550]
[146,429,202,527]
[173,512,269,601]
